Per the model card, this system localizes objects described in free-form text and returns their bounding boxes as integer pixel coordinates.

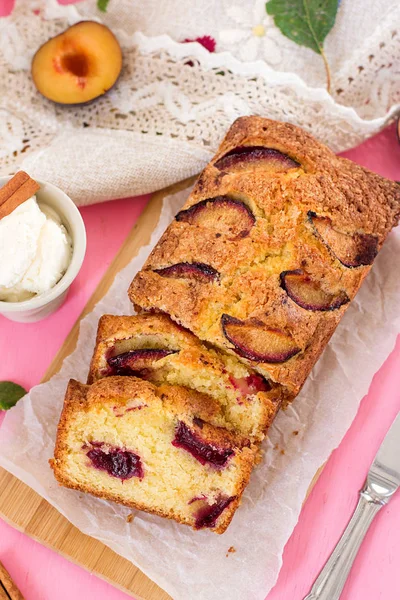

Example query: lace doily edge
[39,0,400,128]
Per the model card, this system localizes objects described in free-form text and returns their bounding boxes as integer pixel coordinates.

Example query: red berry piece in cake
[308,212,378,268]
[107,349,176,376]
[154,262,219,283]
[193,495,237,529]
[176,196,255,238]
[86,443,144,480]
[229,373,271,401]
[221,314,301,363]
[214,146,300,173]
[280,269,350,311]
[172,420,234,468]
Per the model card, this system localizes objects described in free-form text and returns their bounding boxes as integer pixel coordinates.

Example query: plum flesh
[229,374,271,396]
[280,269,350,311]
[154,262,219,283]
[221,314,301,363]
[193,495,236,529]
[214,146,300,173]
[176,196,255,238]
[107,349,176,376]
[86,443,144,480]
[308,212,378,268]
[172,421,234,468]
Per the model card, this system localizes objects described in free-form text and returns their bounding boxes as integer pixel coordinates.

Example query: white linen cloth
[0,0,398,205]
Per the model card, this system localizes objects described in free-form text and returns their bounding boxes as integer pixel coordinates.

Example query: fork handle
[304,485,385,600]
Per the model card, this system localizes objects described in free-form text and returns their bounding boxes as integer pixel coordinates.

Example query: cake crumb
[226,546,236,557]
[293,430,299,436]
[126,513,135,523]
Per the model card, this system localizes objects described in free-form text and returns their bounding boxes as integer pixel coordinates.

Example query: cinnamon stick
[0,171,40,220]
[0,561,24,600]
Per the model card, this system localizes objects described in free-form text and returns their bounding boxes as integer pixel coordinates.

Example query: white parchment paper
[0,187,400,600]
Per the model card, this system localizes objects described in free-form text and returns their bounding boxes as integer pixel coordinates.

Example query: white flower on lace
[219,0,282,65]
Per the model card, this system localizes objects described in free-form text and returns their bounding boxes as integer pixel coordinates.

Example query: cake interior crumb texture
[88,313,284,440]
[51,377,258,534]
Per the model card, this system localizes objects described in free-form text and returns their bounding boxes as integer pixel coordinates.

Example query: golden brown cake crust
[129,116,400,394]
[88,313,196,384]
[51,377,258,534]
[87,313,284,439]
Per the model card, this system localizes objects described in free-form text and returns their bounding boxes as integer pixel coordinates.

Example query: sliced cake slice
[88,313,284,440]
[50,377,259,534]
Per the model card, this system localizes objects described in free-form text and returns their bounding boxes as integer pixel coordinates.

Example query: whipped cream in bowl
[0,175,86,322]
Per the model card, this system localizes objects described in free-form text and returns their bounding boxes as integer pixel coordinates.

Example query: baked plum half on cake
[88,313,283,440]
[176,196,255,239]
[50,377,258,534]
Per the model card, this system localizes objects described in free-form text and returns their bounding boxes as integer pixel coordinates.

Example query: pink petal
[183,36,216,53]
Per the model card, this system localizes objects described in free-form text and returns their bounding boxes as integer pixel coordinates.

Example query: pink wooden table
[1,120,400,598]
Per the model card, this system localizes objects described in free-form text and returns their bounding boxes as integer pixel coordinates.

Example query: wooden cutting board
[0,178,322,600]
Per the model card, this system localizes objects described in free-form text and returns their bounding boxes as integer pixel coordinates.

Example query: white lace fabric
[0,0,399,205]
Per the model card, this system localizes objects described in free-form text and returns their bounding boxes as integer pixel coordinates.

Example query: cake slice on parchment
[88,313,284,440]
[50,376,258,534]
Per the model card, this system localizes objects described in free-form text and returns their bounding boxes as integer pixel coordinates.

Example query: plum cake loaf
[51,377,258,533]
[88,313,284,439]
[129,116,400,400]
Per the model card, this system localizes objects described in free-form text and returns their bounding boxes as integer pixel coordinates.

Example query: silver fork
[304,412,400,600]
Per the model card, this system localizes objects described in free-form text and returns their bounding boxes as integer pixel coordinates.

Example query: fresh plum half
[214,146,300,173]
[280,269,350,311]
[154,262,219,283]
[175,196,255,238]
[221,314,301,363]
[308,212,378,268]
[107,349,177,376]
[31,22,122,105]
[172,421,234,468]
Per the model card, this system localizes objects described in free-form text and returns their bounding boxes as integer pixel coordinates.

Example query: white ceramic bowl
[0,176,86,323]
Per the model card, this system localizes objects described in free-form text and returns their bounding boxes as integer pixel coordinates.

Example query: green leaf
[0,381,27,411]
[266,0,339,55]
[97,0,110,12]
